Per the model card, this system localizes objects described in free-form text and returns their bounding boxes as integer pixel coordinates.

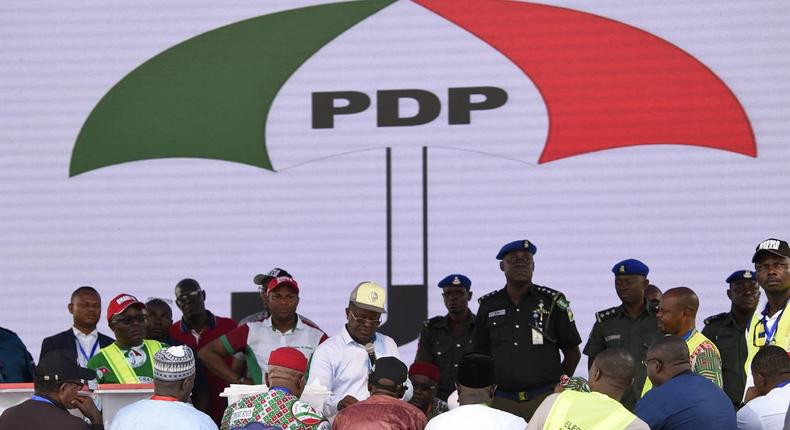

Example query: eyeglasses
[176,290,203,303]
[349,311,381,327]
[642,358,659,367]
[112,314,145,325]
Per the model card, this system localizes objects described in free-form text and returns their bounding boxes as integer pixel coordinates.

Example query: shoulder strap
[102,344,140,384]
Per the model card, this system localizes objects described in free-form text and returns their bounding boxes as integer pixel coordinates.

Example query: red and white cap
[107,293,145,322]
[265,276,299,294]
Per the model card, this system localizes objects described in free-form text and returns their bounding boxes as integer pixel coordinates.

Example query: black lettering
[448,86,508,125]
[377,89,441,127]
[312,91,371,129]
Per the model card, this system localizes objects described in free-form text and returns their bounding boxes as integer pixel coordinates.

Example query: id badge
[532,328,543,345]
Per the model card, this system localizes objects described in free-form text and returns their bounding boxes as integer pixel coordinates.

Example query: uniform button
[514,342,518,346]
[515,325,520,329]
[516,308,520,312]
[454,364,458,368]
[493,322,497,326]
[456,344,461,348]
[437,352,442,355]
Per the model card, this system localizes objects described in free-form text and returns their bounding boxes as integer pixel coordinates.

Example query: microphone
[364,343,376,367]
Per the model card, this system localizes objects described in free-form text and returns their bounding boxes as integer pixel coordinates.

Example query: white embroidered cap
[154,345,196,381]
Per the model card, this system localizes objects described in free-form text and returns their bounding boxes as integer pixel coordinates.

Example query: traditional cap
[496,240,537,260]
[438,274,471,289]
[408,361,440,384]
[36,350,97,383]
[349,281,387,314]
[612,259,649,277]
[752,238,790,263]
[154,345,196,381]
[370,356,407,387]
[268,347,308,374]
[726,270,756,284]
[107,293,146,322]
[266,276,299,295]
[457,352,495,388]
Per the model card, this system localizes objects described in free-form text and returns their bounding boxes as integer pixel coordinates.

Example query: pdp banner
[1,0,788,369]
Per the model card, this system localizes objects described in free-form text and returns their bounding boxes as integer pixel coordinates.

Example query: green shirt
[87,340,166,384]
[702,312,749,406]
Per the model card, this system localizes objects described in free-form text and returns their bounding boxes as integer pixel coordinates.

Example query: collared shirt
[221,387,329,430]
[415,312,476,400]
[221,315,327,384]
[583,301,661,410]
[702,311,750,406]
[307,327,400,420]
[736,383,790,430]
[72,327,100,368]
[474,285,582,392]
[332,394,427,430]
[110,398,218,430]
[425,404,526,430]
[635,371,736,430]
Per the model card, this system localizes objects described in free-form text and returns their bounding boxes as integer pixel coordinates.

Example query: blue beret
[726,270,756,284]
[612,259,649,276]
[438,274,471,289]
[496,240,537,260]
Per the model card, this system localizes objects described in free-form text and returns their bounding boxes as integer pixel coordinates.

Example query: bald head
[593,347,636,388]
[645,336,691,387]
[662,287,699,314]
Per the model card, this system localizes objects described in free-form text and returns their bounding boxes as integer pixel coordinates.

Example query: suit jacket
[40,328,114,363]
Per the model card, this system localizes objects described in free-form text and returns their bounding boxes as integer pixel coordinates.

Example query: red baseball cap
[266,276,299,295]
[268,347,307,373]
[107,293,145,322]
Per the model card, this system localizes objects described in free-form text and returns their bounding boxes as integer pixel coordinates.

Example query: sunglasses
[349,311,381,327]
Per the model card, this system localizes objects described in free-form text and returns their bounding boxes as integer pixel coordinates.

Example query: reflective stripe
[545,391,635,430]
[103,340,163,384]
[745,306,790,381]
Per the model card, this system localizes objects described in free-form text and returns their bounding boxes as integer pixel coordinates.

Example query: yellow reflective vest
[745,304,790,378]
[545,390,636,430]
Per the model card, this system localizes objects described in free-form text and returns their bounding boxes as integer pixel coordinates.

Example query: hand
[743,386,759,403]
[337,395,359,411]
[238,376,253,385]
[71,395,102,424]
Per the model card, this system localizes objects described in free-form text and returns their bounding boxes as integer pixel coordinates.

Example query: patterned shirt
[221,387,329,430]
[685,329,724,388]
[426,398,449,421]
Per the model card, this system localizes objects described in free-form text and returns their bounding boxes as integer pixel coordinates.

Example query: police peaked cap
[612,259,649,277]
[496,240,537,260]
[726,270,756,284]
[437,274,471,289]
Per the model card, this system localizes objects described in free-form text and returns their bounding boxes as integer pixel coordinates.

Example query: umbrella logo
[69,0,755,344]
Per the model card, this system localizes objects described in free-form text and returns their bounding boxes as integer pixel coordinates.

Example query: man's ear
[499,261,505,272]
[726,289,733,301]
[467,291,473,302]
[265,373,270,387]
[68,303,75,315]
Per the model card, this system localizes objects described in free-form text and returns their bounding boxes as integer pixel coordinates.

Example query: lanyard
[76,336,100,363]
[760,300,788,345]
[681,329,694,342]
[778,381,790,388]
[31,395,55,405]
[270,386,292,395]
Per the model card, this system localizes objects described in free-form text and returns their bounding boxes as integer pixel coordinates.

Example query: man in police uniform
[702,270,759,407]
[583,259,662,411]
[415,274,476,401]
[473,239,582,421]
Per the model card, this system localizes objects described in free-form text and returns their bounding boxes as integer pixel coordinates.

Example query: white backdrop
[1,0,788,377]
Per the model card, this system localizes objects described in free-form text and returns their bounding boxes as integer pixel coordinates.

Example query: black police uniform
[473,285,581,401]
[702,312,750,407]
[415,313,477,401]
[583,300,661,411]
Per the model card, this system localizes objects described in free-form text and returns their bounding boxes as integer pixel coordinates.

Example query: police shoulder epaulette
[703,312,729,326]
[477,290,499,305]
[423,315,444,327]
[595,306,620,323]
[534,286,570,310]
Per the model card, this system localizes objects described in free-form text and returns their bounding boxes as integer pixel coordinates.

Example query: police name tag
[489,309,506,318]
[605,334,621,342]
[532,328,543,345]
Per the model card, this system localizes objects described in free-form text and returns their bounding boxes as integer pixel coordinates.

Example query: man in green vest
[87,293,165,383]
[528,348,649,430]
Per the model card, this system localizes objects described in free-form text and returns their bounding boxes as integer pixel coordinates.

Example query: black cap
[36,350,97,383]
[457,352,496,388]
[253,268,293,290]
[752,238,790,263]
[370,356,407,387]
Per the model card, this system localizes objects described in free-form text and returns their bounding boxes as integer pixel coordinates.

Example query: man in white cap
[109,345,217,430]
[307,281,400,421]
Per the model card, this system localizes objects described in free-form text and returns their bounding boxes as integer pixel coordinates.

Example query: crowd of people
[0,237,789,429]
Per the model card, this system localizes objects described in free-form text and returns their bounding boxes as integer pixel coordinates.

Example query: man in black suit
[40,286,114,367]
